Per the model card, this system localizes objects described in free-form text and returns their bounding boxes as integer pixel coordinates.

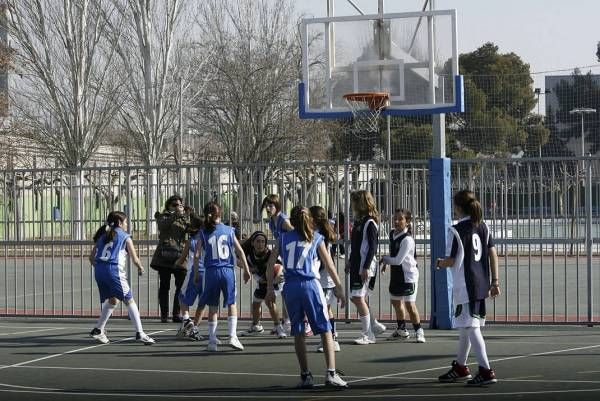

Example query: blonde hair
[350,190,379,224]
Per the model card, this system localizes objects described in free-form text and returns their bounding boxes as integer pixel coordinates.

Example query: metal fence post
[585,157,593,326]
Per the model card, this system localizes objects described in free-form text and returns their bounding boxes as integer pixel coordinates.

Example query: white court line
[2,388,600,399]
[0,327,66,336]
[0,329,169,372]
[346,343,600,384]
[0,383,60,391]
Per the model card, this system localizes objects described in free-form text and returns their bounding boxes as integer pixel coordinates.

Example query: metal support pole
[585,158,593,325]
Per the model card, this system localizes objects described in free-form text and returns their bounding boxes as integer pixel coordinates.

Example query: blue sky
[299,0,600,90]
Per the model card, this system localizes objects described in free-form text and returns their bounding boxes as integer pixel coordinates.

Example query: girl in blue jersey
[436,190,501,386]
[261,194,294,333]
[193,202,251,352]
[379,208,425,343]
[309,205,341,353]
[266,206,347,389]
[88,211,155,345]
[175,212,206,341]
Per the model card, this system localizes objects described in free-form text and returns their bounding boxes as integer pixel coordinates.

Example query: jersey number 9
[472,234,482,262]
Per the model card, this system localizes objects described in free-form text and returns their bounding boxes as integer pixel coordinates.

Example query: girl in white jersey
[89,211,154,345]
[309,205,341,353]
[265,206,347,389]
[379,208,425,343]
[436,190,501,386]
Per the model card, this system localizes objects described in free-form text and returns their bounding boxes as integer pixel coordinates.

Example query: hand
[344,262,350,275]
[137,266,145,276]
[265,289,276,304]
[435,258,444,269]
[490,284,501,298]
[379,258,387,273]
[175,257,186,268]
[243,269,251,284]
[361,269,369,283]
[193,272,199,285]
[333,286,346,309]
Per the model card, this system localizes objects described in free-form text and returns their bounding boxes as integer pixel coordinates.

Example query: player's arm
[360,222,377,281]
[317,241,346,309]
[265,243,280,303]
[89,245,96,267]
[436,228,458,269]
[381,236,413,267]
[281,218,293,232]
[193,237,203,284]
[233,236,251,283]
[125,238,144,275]
[489,246,501,297]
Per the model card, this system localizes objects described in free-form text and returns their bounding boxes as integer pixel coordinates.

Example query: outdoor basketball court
[1,318,599,400]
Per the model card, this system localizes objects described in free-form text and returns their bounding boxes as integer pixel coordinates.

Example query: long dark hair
[309,205,336,244]
[93,211,127,243]
[454,190,483,226]
[290,205,313,242]
[395,208,413,234]
[203,202,221,231]
[187,212,203,236]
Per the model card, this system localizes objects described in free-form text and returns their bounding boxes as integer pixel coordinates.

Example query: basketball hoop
[343,92,390,134]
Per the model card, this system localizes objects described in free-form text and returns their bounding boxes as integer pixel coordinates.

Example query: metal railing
[1,157,598,324]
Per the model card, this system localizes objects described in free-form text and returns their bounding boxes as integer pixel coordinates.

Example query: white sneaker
[371,321,387,335]
[283,320,292,335]
[333,340,341,352]
[275,324,287,339]
[240,324,264,337]
[176,319,194,338]
[325,371,348,388]
[297,372,314,389]
[316,341,323,353]
[353,332,376,345]
[89,328,109,344]
[136,332,155,345]
[304,321,313,336]
[206,342,218,352]
[387,329,410,341]
[415,328,426,343]
[228,336,244,350]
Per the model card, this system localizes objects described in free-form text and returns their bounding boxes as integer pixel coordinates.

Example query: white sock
[96,301,116,331]
[208,321,218,343]
[468,327,490,369]
[457,327,471,365]
[370,314,380,327]
[360,314,371,335]
[182,311,190,320]
[227,316,238,338]
[127,301,143,333]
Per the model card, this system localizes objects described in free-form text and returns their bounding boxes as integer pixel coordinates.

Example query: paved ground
[0,317,599,400]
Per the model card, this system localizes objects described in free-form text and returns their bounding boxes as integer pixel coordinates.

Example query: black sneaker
[438,360,472,382]
[466,366,497,386]
[297,371,314,389]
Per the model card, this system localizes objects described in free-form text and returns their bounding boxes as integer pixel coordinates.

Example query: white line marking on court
[346,342,600,384]
[0,383,60,391]
[579,371,600,374]
[2,388,600,398]
[0,329,169,372]
[0,325,68,329]
[0,327,66,336]
[503,375,543,380]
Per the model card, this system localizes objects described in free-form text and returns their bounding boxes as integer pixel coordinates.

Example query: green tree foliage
[448,42,547,157]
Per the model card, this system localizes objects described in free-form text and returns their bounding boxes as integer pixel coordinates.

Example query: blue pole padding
[429,157,453,329]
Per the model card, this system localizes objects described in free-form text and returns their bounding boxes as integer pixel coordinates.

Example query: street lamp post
[569,107,596,157]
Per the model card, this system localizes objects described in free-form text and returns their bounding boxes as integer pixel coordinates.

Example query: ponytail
[95,211,127,243]
[453,190,483,226]
[203,202,221,231]
[290,205,313,242]
[309,205,336,243]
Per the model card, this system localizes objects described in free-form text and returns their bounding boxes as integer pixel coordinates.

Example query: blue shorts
[283,279,331,336]
[94,264,133,303]
[179,268,204,307]
[199,267,236,307]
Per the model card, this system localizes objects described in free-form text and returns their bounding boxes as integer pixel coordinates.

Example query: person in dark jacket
[150,195,190,323]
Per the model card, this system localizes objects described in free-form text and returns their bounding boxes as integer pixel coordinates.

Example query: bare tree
[7,0,122,239]
[106,0,196,233]
[190,0,330,221]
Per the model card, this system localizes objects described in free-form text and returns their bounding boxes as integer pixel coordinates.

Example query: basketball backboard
[298,8,463,118]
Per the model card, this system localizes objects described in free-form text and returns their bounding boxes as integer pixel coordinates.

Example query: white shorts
[389,282,418,303]
[453,302,486,328]
[350,281,374,298]
[322,287,338,308]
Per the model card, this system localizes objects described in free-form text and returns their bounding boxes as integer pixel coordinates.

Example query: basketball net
[343,92,390,135]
